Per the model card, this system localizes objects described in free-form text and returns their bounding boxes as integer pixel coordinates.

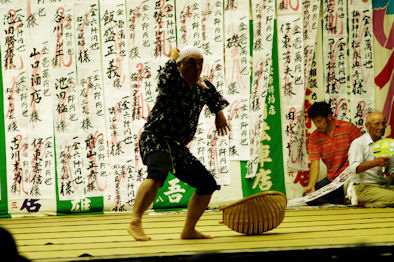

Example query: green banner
[241,20,286,197]
[0,53,9,218]
[153,173,195,210]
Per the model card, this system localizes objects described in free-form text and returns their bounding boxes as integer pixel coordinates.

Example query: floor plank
[1,207,393,261]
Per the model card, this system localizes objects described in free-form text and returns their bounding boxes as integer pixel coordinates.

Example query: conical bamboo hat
[219,191,287,235]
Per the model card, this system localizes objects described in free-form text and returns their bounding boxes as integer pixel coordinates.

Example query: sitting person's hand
[304,184,315,195]
[375,156,389,167]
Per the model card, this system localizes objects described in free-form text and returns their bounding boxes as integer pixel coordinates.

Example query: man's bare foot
[127,218,151,241]
[181,229,213,240]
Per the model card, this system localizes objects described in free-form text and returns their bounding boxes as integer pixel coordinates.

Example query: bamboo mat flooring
[1,207,394,261]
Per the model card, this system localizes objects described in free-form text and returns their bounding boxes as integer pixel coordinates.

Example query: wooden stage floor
[1,206,394,261]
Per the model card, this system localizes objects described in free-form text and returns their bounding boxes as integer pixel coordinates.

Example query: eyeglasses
[372,122,387,128]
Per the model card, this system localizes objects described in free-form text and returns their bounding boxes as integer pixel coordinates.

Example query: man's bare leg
[128,178,161,241]
[181,192,213,239]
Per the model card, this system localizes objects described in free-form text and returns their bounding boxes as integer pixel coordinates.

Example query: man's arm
[305,135,321,195]
[305,159,319,195]
[348,138,389,174]
[355,157,389,173]
[157,48,180,95]
[203,80,230,120]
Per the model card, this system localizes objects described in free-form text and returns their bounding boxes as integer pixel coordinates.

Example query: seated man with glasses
[348,112,394,207]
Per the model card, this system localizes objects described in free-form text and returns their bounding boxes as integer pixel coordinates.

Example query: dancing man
[128,46,230,241]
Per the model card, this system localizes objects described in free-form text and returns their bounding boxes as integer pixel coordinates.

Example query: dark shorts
[144,151,218,195]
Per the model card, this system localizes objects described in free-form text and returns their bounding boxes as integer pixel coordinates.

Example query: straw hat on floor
[219,191,287,235]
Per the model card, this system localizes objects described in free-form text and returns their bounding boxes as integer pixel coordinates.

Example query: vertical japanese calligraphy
[47,1,84,201]
[322,0,348,120]
[303,0,321,86]
[1,4,28,200]
[242,37,286,197]
[153,0,176,58]
[75,0,108,199]
[277,11,308,172]
[348,0,374,131]
[1,1,56,204]
[246,0,275,178]
[176,0,202,49]
[286,0,321,194]
[100,0,134,210]
[224,0,250,161]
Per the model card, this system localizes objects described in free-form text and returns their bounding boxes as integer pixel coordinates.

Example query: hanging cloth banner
[246,0,275,179]
[303,0,321,88]
[322,0,349,121]
[348,0,375,131]
[224,0,250,161]
[0,2,70,205]
[74,0,109,200]
[277,3,309,172]
[100,0,135,211]
[0,2,45,202]
[241,21,286,197]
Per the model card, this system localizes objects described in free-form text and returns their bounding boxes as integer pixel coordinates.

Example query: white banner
[348,0,374,131]
[322,0,349,121]
[224,0,250,161]
[246,0,275,178]
[277,14,308,172]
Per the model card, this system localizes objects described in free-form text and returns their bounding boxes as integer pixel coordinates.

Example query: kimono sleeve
[204,80,229,114]
[158,59,180,95]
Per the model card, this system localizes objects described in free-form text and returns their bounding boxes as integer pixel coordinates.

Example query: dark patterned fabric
[139,59,228,165]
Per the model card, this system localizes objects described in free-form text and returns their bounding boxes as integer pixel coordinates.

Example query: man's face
[366,114,387,139]
[311,115,332,133]
[178,54,203,84]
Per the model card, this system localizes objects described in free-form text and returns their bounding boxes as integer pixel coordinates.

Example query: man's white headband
[176,45,204,63]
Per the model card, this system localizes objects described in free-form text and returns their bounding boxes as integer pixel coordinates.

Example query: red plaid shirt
[307,119,362,181]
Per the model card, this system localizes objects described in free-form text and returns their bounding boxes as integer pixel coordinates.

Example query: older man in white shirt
[348,112,394,207]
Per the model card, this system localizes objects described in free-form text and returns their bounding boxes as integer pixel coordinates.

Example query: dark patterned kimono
[139,59,229,174]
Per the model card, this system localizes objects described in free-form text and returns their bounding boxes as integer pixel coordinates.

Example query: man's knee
[356,183,394,207]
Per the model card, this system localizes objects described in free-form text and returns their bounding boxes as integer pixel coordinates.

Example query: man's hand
[305,160,319,195]
[305,184,315,195]
[375,156,389,167]
[169,48,180,61]
[215,110,230,136]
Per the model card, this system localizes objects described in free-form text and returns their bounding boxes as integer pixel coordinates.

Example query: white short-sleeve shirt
[348,133,386,184]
